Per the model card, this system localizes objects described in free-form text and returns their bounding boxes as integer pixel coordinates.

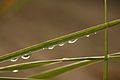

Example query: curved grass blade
[29,60,100,79]
[0,19,120,63]
[0,52,120,72]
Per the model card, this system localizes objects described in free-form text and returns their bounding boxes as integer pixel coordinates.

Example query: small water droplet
[94,32,97,34]
[48,45,55,49]
[21,54,30,59]
[10,58,18,62]
[58,43,65,46]
[42,48,45,50]
[86,35,90,37]
[62,58,69,60]
[68,39,78,43]
[12,70,18,73]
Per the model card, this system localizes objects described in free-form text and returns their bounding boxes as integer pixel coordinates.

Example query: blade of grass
[29,60,100,79]
[104,0,108,80]
[0,19,120,63]
[0,52,120,72]
[110,52,120,56]
[0,60,59,72]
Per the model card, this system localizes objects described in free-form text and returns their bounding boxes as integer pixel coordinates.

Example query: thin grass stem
[104,0,108,80]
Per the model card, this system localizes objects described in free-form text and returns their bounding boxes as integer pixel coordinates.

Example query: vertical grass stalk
[104,0,108,80]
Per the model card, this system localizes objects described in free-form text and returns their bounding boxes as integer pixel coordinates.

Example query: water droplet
[62,58,69,60]
[21,54,30,59]
[94,32,97,34]
[42,48,45,50]
[58,43,65,46]
[48,45,55,49]
[86,35,90,37]
[10,58,18,62]
[68,39,78,43]
[12,70,18,73]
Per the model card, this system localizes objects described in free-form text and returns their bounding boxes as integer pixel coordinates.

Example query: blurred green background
[0,0,120,80]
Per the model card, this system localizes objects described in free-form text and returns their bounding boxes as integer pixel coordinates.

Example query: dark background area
[0,0,120,80]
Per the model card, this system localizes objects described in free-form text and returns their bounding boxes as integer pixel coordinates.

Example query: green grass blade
[0,19,120,62]
[29,60,100,79]
[104,0,109,80]
[0,60,59,72]
[0,52,120,72]
[0,57,101,72]
[110,52,120,56]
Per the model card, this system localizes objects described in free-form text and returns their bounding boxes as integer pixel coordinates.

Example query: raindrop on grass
[12,70,18,73]
[10,58,18,62]
[58,43,65,46]
[86,35,90,37]
[42,48,45,50]
[94,32,97,34]
[21,54,30,59]
[48,45,55,49]
[68,39,78,43]
[62,58,69,60]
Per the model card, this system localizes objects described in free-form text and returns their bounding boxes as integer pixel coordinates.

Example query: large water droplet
[12,70,18,73]
[86,35,90,37]
[68,39,78,43]
[58,43,65,46]
[10,58,18,62]
[48,45,55,49]
[21,54,30,59]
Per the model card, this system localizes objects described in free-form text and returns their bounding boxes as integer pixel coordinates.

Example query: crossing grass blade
[0,52,120,72]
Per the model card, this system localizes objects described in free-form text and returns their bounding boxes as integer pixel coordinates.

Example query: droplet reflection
[86,35,90,37]
[58,43,65,46]
[12,70,18,73]
[48,45,55,49]
[68,39,78,43]
[10,58,18,62]
[21,54,30,59]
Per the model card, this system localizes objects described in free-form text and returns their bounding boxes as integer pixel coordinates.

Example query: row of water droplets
[47,38,78,50]
[10,53,31,62]
[10,32,97,72]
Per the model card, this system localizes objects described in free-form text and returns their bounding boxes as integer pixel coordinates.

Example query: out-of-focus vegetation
[0,0,31,14]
